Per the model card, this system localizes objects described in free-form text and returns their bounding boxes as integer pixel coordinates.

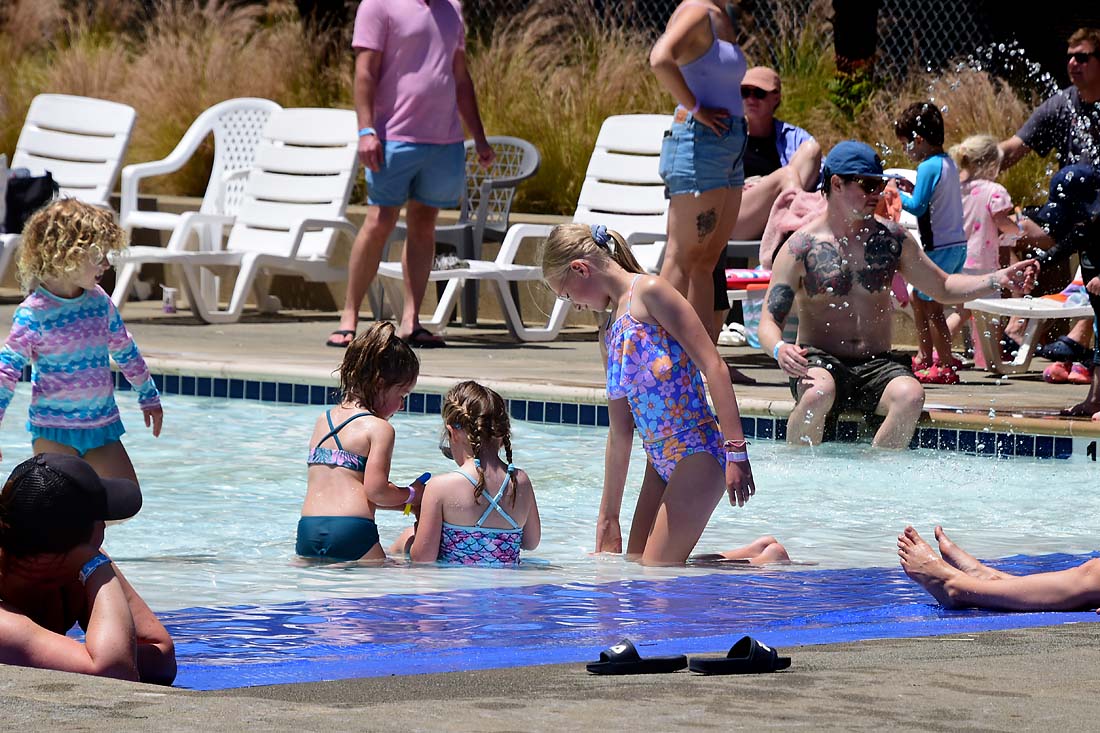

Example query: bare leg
[924,301,954,362]
[639,453,727,566]
[901,526,1100,611]
[871,375,925,449]
[34,438,139,484]
[786,367,836,447]
[397,200,444,341]
[336,205,402,343]
[729,169,799,240]
[662,187,742,337]
[934,525,1006,580]
[910,297,934,366]
[718,535,791,564]
[388,526,415,556]
[625,461,666,560]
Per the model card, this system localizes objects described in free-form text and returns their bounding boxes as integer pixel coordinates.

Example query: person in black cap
[1028,164,1100,418]
[757,141,1039,448]
[0,454,175,684]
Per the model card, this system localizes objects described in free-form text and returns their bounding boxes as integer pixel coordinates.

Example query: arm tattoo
[857,224,904,292]
[696,208,717,242]
[766,284,795,326]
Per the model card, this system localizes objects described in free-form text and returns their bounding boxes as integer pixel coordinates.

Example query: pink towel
[759,189,827,268]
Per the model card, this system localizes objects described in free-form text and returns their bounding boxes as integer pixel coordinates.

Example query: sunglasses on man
[1067,51,1099,64]
[740,86,771,100]
[842,175,888,195]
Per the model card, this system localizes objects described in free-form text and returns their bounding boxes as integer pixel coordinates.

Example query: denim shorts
[914,243,967,301]
[366,141,465,209]
[659,111,747,196]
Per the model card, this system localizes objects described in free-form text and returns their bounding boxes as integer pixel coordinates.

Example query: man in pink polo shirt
[327,0,494,348]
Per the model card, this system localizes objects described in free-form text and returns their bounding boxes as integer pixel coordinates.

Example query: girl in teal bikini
[296,322,427,562]
[541,224,788,566]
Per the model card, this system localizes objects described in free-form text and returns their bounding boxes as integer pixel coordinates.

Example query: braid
[502,433,517,505]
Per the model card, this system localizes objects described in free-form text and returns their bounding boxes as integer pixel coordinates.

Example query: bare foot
[931,525,1002,580]
[1060,400,1100,418]
[719,535,790,564]
[897,526,962,608]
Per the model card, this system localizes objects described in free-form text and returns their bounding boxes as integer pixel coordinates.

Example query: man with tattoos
[758,141,1039,448]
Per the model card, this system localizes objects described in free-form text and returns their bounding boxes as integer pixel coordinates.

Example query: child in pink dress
[947,135,1021,368]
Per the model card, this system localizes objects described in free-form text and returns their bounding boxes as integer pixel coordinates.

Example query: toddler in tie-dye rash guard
[0,199,162,487]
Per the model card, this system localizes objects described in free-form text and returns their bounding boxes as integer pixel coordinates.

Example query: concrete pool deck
[1,300,1098,728]
[3,624,1099,730]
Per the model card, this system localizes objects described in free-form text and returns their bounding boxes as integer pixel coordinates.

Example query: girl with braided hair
[409,381,540,565]
[297,322,426,562]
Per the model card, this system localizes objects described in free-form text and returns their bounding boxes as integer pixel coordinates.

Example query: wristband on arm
[358,127,376,138]
[772,342,784,360]
[78,553,112,585]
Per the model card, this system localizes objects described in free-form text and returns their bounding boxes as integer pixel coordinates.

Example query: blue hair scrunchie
[590,224,613,251]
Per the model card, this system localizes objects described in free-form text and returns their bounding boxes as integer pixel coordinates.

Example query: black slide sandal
[689,636,791,675]
[586,638,688,675]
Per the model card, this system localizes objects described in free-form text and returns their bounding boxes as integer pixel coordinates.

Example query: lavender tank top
[676,2,746,118]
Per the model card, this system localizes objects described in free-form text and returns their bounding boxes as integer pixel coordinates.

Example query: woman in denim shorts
[651,0,748,340]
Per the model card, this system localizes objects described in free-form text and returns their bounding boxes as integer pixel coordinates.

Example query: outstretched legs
[899,525,1100,612]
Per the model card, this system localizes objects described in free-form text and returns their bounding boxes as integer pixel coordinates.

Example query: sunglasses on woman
[740,86,771,100]
[1068,51,1099,64]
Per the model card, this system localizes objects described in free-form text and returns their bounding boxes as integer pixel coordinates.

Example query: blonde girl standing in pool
[297,322,427,562]
[409,380,540,565]
[0,199,162,484]
[541,223,787,565]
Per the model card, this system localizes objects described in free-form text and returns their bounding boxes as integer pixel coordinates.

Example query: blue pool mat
[164,552,1100,690]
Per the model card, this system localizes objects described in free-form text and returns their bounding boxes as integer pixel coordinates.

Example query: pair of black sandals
[586,636,791,675]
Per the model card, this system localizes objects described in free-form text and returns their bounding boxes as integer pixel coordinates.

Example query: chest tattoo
[858,226,904,292]
[793,236,852,296]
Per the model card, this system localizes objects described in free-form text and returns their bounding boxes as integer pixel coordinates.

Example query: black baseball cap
[0,453,142,555]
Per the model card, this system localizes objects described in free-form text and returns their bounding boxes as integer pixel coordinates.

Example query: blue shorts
[366,141,465,209]
[29,421,125,456]
[915,244,967,301]
[659,111,747,197]
[296,516,380,562]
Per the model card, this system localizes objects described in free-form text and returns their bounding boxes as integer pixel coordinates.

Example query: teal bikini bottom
[295,516,380,561]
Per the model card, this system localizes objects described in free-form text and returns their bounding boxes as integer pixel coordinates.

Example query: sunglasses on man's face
[844,176,888,195]
[740,86,771,100]
[1068,51,1099,64]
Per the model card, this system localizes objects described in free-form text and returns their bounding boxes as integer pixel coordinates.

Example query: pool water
[1,392,1095,610]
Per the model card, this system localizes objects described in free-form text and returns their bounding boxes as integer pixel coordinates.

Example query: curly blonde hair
[16,199,127,292]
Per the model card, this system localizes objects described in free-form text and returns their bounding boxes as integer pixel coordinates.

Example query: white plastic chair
[378,135,540,325]
[965,296,1094,375]
[0,94,136,284]
[111,108,359,323]
[377,224,568,341]
[114,98,281,305]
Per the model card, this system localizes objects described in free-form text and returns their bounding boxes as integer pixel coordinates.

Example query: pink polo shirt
[352,0,466,145]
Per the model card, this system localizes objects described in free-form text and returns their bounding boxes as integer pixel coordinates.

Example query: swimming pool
[4,391,1096,688]
[1,392,1095,609]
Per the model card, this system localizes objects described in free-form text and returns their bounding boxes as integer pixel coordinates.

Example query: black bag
[4,172,59,234]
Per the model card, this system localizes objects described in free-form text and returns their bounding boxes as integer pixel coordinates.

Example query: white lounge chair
[0,94,136,284]
[111,107,359,323]
[375,114,671,340]
[377,135,541,325]
[378,223,568,341]
[113,98,281,307]
[965,295,1094,375]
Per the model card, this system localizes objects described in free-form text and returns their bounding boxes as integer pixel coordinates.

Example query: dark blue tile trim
[136,372,1080,459]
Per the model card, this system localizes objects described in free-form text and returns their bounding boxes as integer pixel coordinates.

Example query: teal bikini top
[306,410,372,472]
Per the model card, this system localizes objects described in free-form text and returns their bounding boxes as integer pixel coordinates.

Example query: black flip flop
[1038,335,1090,362]
[586,638,687,675]
[404,326,446,349]
[689,636,791,675]
[325,329,355,348]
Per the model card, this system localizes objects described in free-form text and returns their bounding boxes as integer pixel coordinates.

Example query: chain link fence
[462,0,992,80]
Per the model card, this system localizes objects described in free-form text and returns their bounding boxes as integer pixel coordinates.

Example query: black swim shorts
[788,347,915,416]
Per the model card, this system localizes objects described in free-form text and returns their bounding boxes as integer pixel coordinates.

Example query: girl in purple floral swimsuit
[409,381,540,565]
[540,224,788,566]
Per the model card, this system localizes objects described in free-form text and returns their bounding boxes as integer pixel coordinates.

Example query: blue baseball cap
[823,140,897,179]
[1034,164,1100,239]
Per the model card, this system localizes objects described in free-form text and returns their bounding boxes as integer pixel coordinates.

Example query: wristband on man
[78,553,112,586]
[772,342,784,360]
[358,127,377,138]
